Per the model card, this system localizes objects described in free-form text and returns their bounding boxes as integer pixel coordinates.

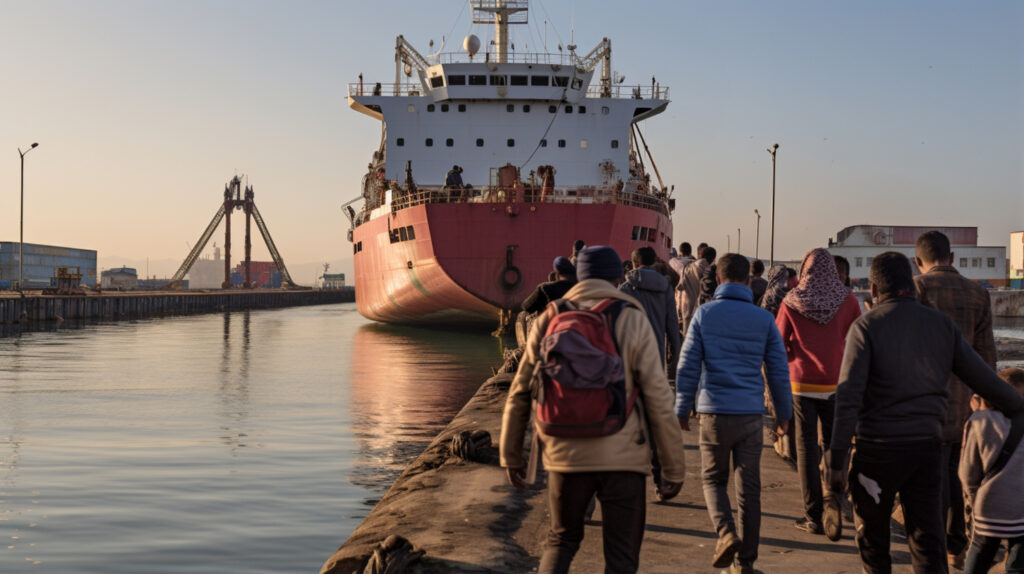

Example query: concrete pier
[0,288,354,324]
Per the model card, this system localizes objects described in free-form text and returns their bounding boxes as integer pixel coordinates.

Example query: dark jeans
[700,414,763,565]
[941,441,968,556]
[794,395,835,523]
[539,470,647,574]
[965,535,1024,574]
[850,439,945,574]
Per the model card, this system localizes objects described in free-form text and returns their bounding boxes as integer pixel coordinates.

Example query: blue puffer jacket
[675,282,793,420]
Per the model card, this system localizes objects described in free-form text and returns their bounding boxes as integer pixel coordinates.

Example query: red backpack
[531,298,639,438]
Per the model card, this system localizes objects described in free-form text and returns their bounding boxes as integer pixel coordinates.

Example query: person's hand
[826,466,847,496]
[506,467,527,489]
[657,480,683,502]
[678,416,690,431]
[775,419,790,436]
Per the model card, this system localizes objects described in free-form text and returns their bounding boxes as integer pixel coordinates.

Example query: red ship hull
[353,202,672,325]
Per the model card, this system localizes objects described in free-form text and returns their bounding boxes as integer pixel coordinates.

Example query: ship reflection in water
[346,322,500,500]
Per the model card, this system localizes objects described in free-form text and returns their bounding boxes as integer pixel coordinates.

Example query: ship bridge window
[507,138,515,147]
[447,75,466,85]
[399,227,408,241]
[523,104,531,112]
[558,139,566,148]
[565,105,573,113]
[430,76,444,88]
[511,75,528,86]
[553,76,569,87]
[396,138,405,147]
[611,139,619,148]
[446,138,454,147]
[531,75,550,86]
[458,104,466,112]
[476,138,484,147]
[548,105,557,113]
[578,105,587,114]
[571,78,583,90]
[427,104,435,112]
[507,104,515,112]
[425,138,433,147]
[469,75,487,86]
[490,75,507,86]
[441,104,449,112]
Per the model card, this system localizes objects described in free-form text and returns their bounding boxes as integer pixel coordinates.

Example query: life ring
[500,266,522,290]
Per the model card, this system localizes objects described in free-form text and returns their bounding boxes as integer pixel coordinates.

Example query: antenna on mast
[472,0,528,64]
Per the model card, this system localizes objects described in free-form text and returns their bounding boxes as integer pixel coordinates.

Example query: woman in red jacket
[775,248,861,535]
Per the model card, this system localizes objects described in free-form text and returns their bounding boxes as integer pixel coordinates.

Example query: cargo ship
[345,0,675,325]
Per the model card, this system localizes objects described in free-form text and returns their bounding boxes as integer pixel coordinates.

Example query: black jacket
[521,279,576,314]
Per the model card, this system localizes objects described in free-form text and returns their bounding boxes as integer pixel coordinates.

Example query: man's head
[552,256,576,281]
[697,242,708,258]
[572,239,586,254]
[631,246,657,268]
[975,368,1024,411]
[679,242,692,257]
[751,259,765,278]
[869,251,916,301]
[833,255,851,287]
[701,246,717,264]
[717,253,750,285]
[914,231,953,273]
[576,246,624,284]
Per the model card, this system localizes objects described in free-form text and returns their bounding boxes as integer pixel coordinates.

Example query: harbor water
[0,303,500,573]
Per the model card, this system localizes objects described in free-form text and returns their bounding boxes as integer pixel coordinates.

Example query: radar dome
[463,34,481,57]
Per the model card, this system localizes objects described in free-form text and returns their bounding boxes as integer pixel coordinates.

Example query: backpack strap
[984,411,1024,481]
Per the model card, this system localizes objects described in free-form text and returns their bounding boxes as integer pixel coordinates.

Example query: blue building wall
[0,242,98,288]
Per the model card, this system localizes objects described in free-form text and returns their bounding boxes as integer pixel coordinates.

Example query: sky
[2,0,1021,282]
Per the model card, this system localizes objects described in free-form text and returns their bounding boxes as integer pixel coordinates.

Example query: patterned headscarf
[760,265,790,316]
[783,248,850,324]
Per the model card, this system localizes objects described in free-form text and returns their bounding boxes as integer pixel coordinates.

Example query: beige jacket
[499,279,687,481]
[678,259,708,338]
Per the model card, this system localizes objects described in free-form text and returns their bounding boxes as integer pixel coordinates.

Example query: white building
[100,266,138,290]
[827,225,1007,287]
[1011,231,1023,285]
[187,245,224,289]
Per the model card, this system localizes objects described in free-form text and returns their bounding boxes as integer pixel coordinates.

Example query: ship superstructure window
[427,104,435,112]
[446,138,454,147]
[476,138,484,147]
[425,138,433,147]
[960,258,968,268]
[407,227,415,240]
[531,75,550,86]
[396,138,405,146]
[458,104,466,112]
[972,258,980,268]
[430,76,444,88]
[399,227,408,241]
[507,139,515,147]
[580,140,588,149]
[631,226,658,242]
[988,258,996,267]
[507,104,515,112]
[602,106,610,115]
[548,105,557,113]
[441,104,449,112]
[578,106,587,114]
[353,241,363,254]
[389,226,416,244]
[523,104,531,113]
[469,75,486,85]
[490,75,507,86]
[510,75,528,86]
[553,76,569,87]
[558,139,566,148]
[855,257,863,267]
[565,105,573,113]
[447,75,466,85]
[611,140,619,148]
[407,104,415,113]
[540,139,547,147]
[572,78,583,90]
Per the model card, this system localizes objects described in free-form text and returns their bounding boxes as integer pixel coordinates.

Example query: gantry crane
[165,176,298,290]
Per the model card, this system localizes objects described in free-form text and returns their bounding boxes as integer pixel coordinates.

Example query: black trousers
[850,439,946,574]
[794,395,835,523]
[539,470,647,574]
[941,441,968,556]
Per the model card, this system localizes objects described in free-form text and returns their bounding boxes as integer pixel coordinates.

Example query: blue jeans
[964,534,1024,574]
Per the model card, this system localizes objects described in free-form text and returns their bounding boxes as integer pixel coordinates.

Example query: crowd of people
[500,231,1024,574]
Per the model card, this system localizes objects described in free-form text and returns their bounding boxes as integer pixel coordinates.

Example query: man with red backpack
[500,246,687,574]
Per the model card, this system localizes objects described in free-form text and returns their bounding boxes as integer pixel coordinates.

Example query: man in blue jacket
[676,253,792,574]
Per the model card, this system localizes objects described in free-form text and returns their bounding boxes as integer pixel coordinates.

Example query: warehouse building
[827,225,1006,288]
[0,242,97,289]
[100,266,139,290]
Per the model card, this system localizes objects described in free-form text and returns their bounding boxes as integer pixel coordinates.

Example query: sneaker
[728,561,756,574]
[823,494,843,542]
[712,531,742,569]
[794,516,823,535]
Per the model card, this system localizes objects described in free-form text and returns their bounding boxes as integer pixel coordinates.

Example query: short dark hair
[870,251,916,297]
[998,368,1024,396]
[701,246,717,263]
[751,259,765,276]
[697,242,708,257]
[717,253,750,283]
[633,246,657,267]
[915,231,951,264]
[833,255,850,275]
[680,242,692,256]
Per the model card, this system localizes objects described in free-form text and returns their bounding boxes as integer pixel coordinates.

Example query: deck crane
[165,176,299,290]
[394,35,431,91]
[573,38,613,97]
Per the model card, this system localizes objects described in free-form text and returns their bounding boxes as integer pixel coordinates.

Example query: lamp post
[737,227,741,255]
[18,142,40,292]
[766,143,778,266]
[754,209,761,260]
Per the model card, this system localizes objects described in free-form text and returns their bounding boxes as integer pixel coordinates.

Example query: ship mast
[472,0,528,64]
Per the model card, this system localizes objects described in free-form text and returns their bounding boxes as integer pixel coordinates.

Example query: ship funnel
[463,34,481,57]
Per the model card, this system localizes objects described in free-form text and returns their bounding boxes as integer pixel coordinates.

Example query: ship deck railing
[361,186,669,221]
[347,82,668,100]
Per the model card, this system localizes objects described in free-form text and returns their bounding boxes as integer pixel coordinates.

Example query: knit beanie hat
[576,246,623,281]
[553,256,576,278]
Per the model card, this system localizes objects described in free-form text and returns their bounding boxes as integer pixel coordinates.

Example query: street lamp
[18,142,40,292]
[737,228,741,255]
[766,143,779,266]
[754,209,761,260]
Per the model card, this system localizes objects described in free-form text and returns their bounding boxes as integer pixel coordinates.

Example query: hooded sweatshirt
[620,267,681,377]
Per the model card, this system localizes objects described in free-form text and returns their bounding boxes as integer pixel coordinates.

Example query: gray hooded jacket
[620,267,681,378]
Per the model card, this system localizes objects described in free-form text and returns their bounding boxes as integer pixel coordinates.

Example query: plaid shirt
[914,265,996,442]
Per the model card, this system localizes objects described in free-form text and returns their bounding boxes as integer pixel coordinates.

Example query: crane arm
[574,38,612,97]
[251,203,298,288]
[166,204,226,289]
[395,35,430,91]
